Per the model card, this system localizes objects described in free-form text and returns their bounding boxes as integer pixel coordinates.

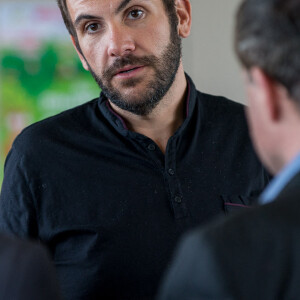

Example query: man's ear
[250,67,280,122]
[175,0,192,38]
[71,36,89,71]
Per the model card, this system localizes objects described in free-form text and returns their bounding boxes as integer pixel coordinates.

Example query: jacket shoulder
[194,196,300,298]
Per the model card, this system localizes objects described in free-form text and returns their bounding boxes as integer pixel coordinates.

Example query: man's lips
[114,65,144,76]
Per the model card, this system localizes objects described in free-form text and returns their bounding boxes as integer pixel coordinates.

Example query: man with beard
[0,0,269,299]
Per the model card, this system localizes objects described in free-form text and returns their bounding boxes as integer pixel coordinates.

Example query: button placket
[165,139,189,219]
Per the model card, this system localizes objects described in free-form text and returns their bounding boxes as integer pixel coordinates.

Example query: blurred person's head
[235,0,300,174]
[56,0,192,116]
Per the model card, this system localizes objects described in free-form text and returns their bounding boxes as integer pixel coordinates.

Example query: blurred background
[0,0,244,185]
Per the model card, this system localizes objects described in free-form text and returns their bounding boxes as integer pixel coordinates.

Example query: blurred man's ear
[175,0,192,38]
[71,36,89,71]
[249,67,280,122]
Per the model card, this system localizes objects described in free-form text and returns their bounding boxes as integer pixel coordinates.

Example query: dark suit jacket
[158,172,300,300]
[0,234,61,300]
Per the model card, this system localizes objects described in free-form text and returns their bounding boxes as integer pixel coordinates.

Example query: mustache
[103,54,158,80]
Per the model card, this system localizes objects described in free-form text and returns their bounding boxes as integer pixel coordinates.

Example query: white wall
[182,0,245,104]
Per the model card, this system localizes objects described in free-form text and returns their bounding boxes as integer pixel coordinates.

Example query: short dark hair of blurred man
[0,233,61,300]
[158,0,300,299]
[0,0,269,299]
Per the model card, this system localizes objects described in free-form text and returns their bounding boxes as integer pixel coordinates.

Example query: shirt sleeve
[0,146,38,239]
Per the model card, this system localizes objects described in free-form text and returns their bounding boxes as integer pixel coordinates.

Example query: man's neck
[269,106,300,174]
[109,66,188,154]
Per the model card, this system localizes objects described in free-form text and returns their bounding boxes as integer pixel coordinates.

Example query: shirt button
[147,144,156,151]
[174,196,182,203]
[168,169,175,176]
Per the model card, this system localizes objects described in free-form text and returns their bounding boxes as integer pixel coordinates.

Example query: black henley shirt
[0,75,269,300]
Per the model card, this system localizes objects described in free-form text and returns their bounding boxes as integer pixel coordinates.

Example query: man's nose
[107,24,136,57]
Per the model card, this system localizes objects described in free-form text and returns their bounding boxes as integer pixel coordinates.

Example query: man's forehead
[67,0,115,16]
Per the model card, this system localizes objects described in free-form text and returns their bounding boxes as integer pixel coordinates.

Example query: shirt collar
[259,152,300,205]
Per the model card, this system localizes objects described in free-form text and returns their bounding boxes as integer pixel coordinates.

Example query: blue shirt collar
[259,152,300,205]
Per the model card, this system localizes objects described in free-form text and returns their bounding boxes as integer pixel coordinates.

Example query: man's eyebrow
[74,0,147,28]
[115,0,134,15]
[74,14,103,28]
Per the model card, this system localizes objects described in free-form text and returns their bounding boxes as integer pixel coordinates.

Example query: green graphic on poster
[0,2,100,186]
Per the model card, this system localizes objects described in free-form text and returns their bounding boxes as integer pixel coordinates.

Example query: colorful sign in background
[0,2,100,186]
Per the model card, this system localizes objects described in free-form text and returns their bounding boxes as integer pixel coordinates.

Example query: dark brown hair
[235,0,300,103]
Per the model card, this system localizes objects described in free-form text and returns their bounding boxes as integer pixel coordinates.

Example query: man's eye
[86,23,101,33]
[127,9,144,20]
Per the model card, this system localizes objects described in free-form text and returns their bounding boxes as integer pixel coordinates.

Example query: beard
[86,27,182,116]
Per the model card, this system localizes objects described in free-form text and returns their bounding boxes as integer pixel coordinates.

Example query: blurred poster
[0,2,100,185]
